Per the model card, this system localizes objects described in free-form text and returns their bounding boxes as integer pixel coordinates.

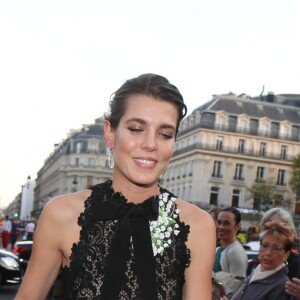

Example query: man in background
[25,219,35,241]
[1,215,12,250]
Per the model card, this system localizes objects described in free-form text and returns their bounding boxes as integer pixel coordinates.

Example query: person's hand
[286,277,300,299]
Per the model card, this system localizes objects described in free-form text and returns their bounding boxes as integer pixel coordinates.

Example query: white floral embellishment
[150,192,179,256]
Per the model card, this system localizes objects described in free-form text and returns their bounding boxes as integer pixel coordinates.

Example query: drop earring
[108,148,114,169]
[159,171,165,179]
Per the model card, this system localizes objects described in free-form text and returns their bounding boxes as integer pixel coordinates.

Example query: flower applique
[150,192,180,256]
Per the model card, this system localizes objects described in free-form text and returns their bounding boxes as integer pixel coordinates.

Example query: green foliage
[237,232,247,244]
[247,178,282,211]
[289,153,300,199]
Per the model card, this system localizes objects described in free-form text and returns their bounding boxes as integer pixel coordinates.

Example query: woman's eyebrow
[125,118,176,131]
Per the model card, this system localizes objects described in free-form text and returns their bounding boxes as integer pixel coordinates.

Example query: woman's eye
[160,132,174,139]
[128,127,143,133]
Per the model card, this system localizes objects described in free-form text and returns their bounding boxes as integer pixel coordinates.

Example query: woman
[229,221,294,300]
[260,207,300,299]
[213,207,248,297]
[15,73,216,300]
[209,207,222,247]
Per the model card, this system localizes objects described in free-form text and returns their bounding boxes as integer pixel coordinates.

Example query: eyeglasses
[260,242,286,253]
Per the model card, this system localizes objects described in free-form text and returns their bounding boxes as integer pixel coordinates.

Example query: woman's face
[259,234,290,271]
[104,95,178,188]
[217,211,240,244]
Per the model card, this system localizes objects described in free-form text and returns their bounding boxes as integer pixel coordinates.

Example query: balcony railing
[178,121,300,142]
[173,142,295,161]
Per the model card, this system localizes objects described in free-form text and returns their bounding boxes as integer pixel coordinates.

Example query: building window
[177,187,181,198]
[218,116,226,129]
[281,124,291,138]
[261,121,270,136]
[256,166,265,180]
[210,187,219,206]
[187,186,192,201]
[280,145,287,160]
[188,160,194,176]
[232,189,241,207]
[234,164,244,180]
[216,136,224,151]
[238,139,245,154]
[176,164,181,179]
[212,161,222,178]
[239,119,248,133]
[277,169,286,185]
[87,176,93,188]
[75,157,80,166]
[75,142,82,154]
[88,158,95,167]
[259,142,266,156]
[88,142,98,153]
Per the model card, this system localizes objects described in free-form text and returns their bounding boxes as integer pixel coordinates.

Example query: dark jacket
[288,251,300,279]
[231,265,290,300]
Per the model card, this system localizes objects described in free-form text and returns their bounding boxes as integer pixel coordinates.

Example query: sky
[0,0,300,208]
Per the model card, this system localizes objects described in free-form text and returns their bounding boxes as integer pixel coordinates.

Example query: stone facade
[163,93,300,221]
[31,117,112,219]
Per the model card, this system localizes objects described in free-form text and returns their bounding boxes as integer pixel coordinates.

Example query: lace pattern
[62,180,190,300]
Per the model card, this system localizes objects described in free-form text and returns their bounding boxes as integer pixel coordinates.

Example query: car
[246,250,259,276]
[0,248,22,285]
[245,241,260,252]
[12,240,33,274]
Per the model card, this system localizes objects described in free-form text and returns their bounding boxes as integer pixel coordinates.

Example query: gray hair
[260,207,295,233]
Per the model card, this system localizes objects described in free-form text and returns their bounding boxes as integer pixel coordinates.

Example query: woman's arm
[179,201,216,300]
[15,198,67,300]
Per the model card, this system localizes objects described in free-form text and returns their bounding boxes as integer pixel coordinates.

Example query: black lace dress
[61,180,190,300]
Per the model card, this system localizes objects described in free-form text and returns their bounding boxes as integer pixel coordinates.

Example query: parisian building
[4,93,300,227]
[163,92,300,226]
[31,117,112,219]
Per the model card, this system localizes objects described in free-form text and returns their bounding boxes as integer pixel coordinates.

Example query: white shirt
[2,220,12,232]
[25,222,35,233]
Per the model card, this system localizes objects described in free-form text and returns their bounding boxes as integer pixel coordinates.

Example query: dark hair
[222,207,241,224]
[261,221,295,251]
[104,73,187,134]
[208,207,222,221]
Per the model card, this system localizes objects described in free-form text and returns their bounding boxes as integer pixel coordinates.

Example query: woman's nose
[141,132,157,151]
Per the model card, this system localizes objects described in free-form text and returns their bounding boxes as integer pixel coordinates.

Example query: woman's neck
[111,177,160,204]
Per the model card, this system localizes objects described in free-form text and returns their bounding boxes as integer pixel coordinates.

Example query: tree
[289,153,300,202]
[246,178,282,211]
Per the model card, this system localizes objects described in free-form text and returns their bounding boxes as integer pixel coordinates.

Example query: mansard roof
[38,117,105,175]
[71,117,104,139]
[193,93,300,125]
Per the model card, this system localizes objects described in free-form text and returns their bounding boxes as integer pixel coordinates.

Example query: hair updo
[105,73,187,135]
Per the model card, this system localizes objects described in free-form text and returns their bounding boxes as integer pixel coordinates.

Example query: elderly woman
[229,221,294,300]
[260,207,300,299]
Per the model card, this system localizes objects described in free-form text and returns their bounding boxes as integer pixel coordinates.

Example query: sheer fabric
[62,180,190,300]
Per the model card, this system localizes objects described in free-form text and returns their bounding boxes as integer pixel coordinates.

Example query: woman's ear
[103,120,115,149]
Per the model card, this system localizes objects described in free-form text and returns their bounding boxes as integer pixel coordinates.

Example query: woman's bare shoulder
[176,198,213,227]
[41,189,92,223]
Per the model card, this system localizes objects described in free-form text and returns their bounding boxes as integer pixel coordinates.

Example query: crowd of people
[0,216,36,250]
[0,73,298,299]
[210,206,300,300]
